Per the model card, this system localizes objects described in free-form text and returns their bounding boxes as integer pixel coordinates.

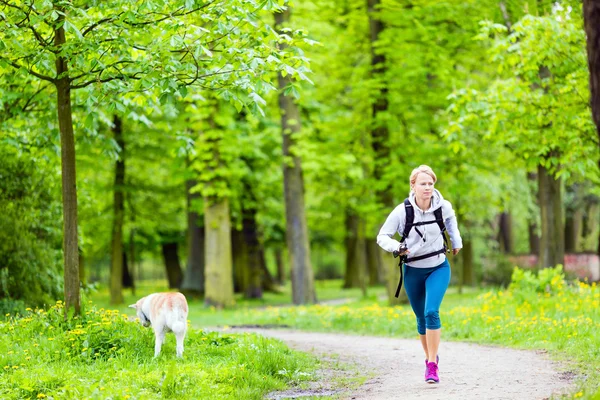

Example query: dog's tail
[171,308,187,334]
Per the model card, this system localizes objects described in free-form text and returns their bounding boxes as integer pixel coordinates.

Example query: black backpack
[393,198,449,298]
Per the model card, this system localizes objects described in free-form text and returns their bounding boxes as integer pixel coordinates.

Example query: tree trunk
[527,172,541,255]
[54,11,80,316]
[564,184,583,253]
[204,198,235,308]
[366,241,385,285]
[275,9,317,305]
[343,212,367,294]
[181,179,205,296]
[243,212,263,299]
[368,0,401,304]
[583,0,600,260]
[462,239,474,286]
[231,228,247,293]
[128,228,136,295]
[162,240,183,289]
[274,248,285,284]
[259,247,277,292]
[538,164,564,268]
[110,115,125,304]
[498,212,513,254]
[79,249,85,286]
[122,251,135,290]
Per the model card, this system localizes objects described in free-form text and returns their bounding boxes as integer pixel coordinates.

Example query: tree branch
[70,73,140,89]
[0,57,55,83]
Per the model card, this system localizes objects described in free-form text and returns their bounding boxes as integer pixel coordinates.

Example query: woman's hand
[452,248,461,255]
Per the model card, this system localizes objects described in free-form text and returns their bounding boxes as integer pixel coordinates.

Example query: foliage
[446,7,598,181]
[0,145,63,308]
[0,300,317,399]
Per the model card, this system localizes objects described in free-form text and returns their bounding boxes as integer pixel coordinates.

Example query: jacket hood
[409,189,444,213]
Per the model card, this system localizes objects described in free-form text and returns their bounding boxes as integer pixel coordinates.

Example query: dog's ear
[128,304,137,309]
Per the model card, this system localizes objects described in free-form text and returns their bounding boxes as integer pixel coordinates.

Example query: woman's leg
[403,264,428,358]
[424,260,451,363]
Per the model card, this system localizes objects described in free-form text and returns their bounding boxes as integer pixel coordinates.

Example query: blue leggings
[403,259,451,335]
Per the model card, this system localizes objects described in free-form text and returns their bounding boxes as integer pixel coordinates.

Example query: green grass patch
[0,301,317,399]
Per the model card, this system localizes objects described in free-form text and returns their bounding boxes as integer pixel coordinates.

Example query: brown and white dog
[129,292,188,357]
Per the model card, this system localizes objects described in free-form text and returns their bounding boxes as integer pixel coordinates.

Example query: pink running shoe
[424,355,439,366]
[425,361,439,384]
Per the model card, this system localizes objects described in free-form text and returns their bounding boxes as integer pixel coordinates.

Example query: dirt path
[227,328,575,400]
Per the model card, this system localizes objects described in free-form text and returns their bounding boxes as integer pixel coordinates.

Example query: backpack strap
[401,198,413,243]
[434,207,449,248]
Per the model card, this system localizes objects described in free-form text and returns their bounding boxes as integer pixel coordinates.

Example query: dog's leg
[154,329,166,357]
[175,330,185,358]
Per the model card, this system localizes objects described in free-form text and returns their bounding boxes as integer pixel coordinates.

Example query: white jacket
[377,190,463,268]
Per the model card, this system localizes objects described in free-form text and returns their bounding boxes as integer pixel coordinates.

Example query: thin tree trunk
[498,212,513,254]
[564,184,583,253]
[162,240,183,289]
[181,179,205,295]
[243,213,263,299]
[259,246,277,292]
[366,241,385,285]
[122,251,133,289]
[231,229,247,293]
[462,239,474,286]
[275,9,316,305]
[344,212,367,293]
[538,163,564,268]
[129,228,136,295]
[79,249,85,286]
[204,198,235,308]
[527,172,541,255]
[274,248,285,284]
[110,116,125,304]
[583,0,600,260]
[54,10,80,316]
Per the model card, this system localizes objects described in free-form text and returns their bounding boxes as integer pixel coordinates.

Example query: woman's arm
[377,205,404,253]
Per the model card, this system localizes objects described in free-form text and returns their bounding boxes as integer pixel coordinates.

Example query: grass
[0,301,318,399]
[5,269,598,399]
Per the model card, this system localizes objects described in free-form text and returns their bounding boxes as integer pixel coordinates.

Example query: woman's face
[412,173,435,202]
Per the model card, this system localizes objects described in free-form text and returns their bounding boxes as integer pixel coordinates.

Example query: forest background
[1,0,599,313]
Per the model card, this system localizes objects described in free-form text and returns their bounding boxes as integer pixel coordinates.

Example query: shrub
[0,145,63,309]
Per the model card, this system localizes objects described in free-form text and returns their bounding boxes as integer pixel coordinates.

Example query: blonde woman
[377,165,462,384]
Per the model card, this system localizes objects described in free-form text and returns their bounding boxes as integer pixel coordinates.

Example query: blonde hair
[410,165,437,191]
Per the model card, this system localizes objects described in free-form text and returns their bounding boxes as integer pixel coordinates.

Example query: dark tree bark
[162,240,183,289]
[462,239,474,286]
[259,246,277,292]
[54,8,80,315]
[366,241,385,285]
[274,248,285,284]
[122,251,134,289]
[538,164,564,268]
[128,228,136,295]
[243,213,263,299]
[110,115,125,304]
[181,179,205,296]
[527,172,541,255]
[79,248,85,286]
[275,9,316,305]
[231,228,247,293]
[583,0,600,260]
[564,184,583,253]
[343,212,367,294]
[498,212,513,254]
